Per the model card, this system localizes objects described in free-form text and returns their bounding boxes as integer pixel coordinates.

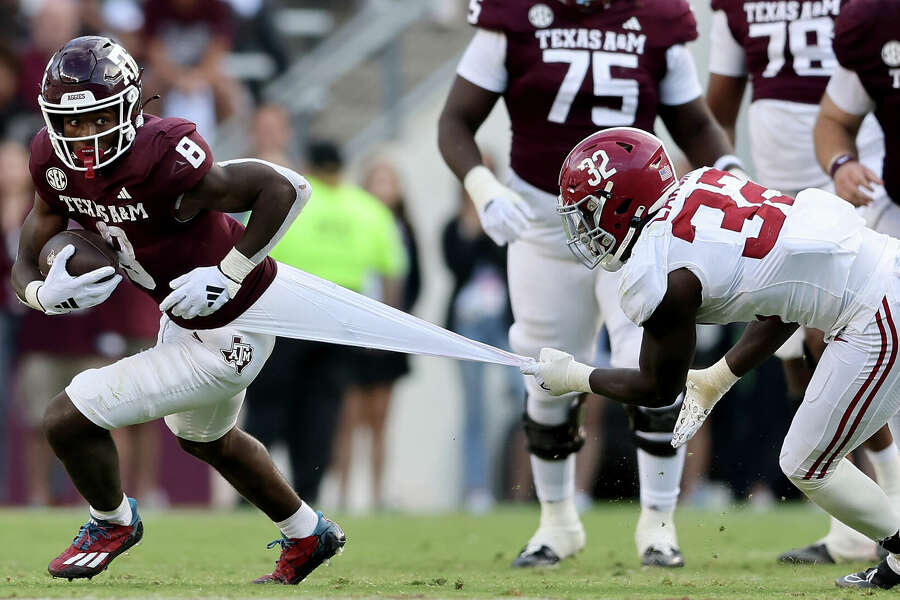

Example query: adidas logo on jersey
[622,16,641,31]
[117,187,132,200]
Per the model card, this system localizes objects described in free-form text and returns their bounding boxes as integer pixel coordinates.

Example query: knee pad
[624,396,682,457]
[522,397,585,461]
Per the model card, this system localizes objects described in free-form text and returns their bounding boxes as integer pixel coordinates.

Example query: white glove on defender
[160,266,240,319]
[35,244,122,315]
[464,165,535,246]
[671,357,740,448]
[521,347,594,396]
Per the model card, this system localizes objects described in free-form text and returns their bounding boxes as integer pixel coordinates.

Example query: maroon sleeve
[657,0,699,47]
[833,0,877,71]
[466,0,511,31]
[147,119,214,200]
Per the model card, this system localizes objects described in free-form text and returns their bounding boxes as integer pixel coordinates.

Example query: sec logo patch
[528,3,554,28]
[883,41,900,67]
[46,167,67,191]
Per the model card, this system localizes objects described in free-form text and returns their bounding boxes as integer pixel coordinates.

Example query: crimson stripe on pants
[802,302,888,480]
[816,298,898,478]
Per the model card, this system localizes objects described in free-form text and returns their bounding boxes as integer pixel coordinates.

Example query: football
[38,229,119,280]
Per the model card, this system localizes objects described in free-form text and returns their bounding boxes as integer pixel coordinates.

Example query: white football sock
[792,459,900,542]
[889,553,900,575]
[90,494,132,526]
[276,502,319,539]
[822,515,878,561]
[531,454,575,503]
[867,444,900,500]
[637,447,685,513]
[635,506,677,553]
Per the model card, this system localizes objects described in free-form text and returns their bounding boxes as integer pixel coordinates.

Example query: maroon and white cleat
[253,512,346,584]
[48,498,143,580]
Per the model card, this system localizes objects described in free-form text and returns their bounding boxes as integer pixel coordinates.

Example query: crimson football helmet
[557,127,677,271]
[38,36,143,174]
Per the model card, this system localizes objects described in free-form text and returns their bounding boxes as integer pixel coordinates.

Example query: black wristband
[829,153,856,179]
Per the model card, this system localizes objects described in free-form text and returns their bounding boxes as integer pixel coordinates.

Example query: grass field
[0,502,882,599]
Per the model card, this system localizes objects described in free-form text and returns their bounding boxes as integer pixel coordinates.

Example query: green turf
[0,502,881,599]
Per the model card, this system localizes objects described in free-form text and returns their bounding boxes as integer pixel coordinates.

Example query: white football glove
[464,165,535,246]
[35,244,122,315]
[159,266,240,319]
[520,347,594,396]
[671,357,740,448]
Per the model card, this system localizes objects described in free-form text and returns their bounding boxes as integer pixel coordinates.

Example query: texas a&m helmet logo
[221,335,253,375]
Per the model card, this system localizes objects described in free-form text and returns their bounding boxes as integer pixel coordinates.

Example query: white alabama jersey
[619,168,900,339]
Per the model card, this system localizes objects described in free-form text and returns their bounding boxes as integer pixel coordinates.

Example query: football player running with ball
[524,127,900,590]
[439,0,743,568]
[14,36,343,584]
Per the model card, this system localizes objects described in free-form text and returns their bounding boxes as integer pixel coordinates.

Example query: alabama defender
[524,127,900,590]
[705,0,898,565]
[439,0,743,568]
[14,36,346,583]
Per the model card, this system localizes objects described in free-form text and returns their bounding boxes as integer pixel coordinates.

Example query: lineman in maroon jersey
[705,0,898,566]
[815,0,900,224]
[14,36,346,584]
[815,1,900,587]
[439,0,743,568]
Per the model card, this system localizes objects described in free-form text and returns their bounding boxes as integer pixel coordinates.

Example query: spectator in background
[0,43,31,143]
[245,141,406,503]
[0,140,31,501]
[330,159,417,511]
[441,162,520,513]
[142,0,243,145]
[251,103,296,168]
[17,0,83,115]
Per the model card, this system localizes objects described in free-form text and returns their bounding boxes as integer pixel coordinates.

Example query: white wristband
[219,247,257,284]
[568,360,595,394]
[707,356,740,393]
[463,165,503,213]
[21,280,45,312]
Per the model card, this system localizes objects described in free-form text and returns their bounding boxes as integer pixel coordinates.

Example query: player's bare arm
[524,268,701,408]
[437,76,499,179]
[160,159,311,319]
[814,93,883,207]
[438,76,534,246]
[705,73,748,147]
[724,317,800,378]
[658,97,739,171]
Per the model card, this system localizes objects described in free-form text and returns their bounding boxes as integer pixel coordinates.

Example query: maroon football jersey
[469,0,698,193]
[28,114,277,330]
[834,0,900,203]
[712,0,843,104]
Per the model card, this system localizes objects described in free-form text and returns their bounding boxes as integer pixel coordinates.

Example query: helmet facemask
[558,187,646,272]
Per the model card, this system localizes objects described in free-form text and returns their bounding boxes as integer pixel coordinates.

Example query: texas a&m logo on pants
[221,335,253,375]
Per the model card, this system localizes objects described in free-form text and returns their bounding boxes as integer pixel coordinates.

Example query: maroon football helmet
[557,127,677,271]
[38,36,143,175]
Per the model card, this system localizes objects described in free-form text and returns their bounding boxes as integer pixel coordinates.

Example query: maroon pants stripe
[802,300,891,480]
[815,299,898,478]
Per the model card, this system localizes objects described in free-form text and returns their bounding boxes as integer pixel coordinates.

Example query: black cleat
[511,545,560,568]
[836,559,900,589]
[778,543,835,565]
[641,545,684,568]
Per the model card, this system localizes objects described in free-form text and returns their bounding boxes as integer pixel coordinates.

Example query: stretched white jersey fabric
[619,168,900,340]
